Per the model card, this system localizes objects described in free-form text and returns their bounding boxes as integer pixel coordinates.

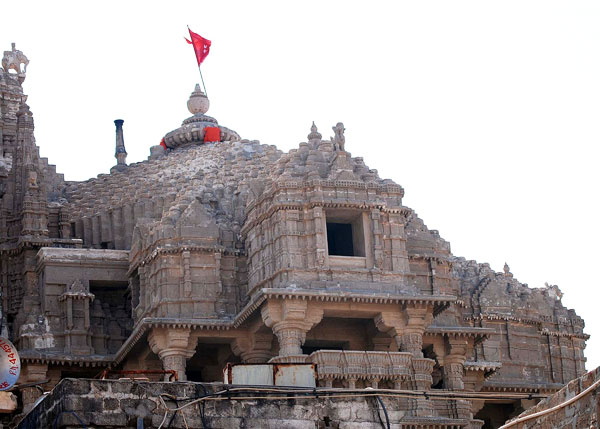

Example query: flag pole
[187,25,209,96]
[198,66,208,97]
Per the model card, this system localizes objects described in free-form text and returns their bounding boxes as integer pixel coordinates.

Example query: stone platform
[18,378,479,429]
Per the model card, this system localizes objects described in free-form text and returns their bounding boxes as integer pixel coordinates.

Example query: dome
[163,84,240,149]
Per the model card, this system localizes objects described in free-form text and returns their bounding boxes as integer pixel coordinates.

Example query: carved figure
[331,122,345,151]
[544,282,563,300]
[27,171,37,188]
[503,262,512,277]
[2,43,29,75]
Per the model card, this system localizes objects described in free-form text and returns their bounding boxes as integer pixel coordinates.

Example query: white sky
[2,1,599,370]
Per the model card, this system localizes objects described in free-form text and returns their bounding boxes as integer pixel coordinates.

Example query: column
[272,323,307,357]
[261,299,323,361]
[232,332,274,363]
[148,328,197,381]
[444,336,469,391]
[398,305,432,357]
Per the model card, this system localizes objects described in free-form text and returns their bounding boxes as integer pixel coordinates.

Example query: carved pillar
[59,210,70,239]
[371,209,384,269]
[572,337,587,377]
[261,299,323,361]
[312,207,328,273]
[445,360,465,390]
[443,336,469,391]
[376,306,435,417]
[272,324,306,356]
[232,332,274,363]
[20,363,48,413]
[148,328,197,381]
[398,305,432,358]
[411,357,435,416]
[374,310,415,363]
[398,332,424,357]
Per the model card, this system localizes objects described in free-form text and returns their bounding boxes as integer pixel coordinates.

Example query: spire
[307,121,322,143]
[110,119,128,173]
[114,119,127,166]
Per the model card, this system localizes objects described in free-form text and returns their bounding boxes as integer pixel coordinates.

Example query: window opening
[327,222,354,256]
[325,210,366,257]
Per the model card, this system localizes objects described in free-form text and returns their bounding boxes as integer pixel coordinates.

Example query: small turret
[307,121,322,144]
[111,119,128,173]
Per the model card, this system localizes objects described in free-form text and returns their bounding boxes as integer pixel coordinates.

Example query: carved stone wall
[505,366,600,428]
[454,258,588,390]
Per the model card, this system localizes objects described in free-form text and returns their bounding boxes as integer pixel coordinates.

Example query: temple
[0,44,589,428]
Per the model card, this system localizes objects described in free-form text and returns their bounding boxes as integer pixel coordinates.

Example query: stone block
[61,379,92,395]
[101,398,119,411]
[339,422,380,429]
[89,412,127,426]
[0,392,17,413]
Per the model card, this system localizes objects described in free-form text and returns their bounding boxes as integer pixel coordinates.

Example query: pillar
[399,305,432,357]
[261,299,323,360]
[232,332,274,363]
[444,336,469,391]
[148,328,197,381]
[375,305,432,358]
[114,119,127,166]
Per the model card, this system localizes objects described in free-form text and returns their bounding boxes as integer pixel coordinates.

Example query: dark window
[302,339,348,355]
[327,222,354,256]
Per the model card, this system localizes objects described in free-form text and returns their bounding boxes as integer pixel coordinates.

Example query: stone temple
[0,45,589,428]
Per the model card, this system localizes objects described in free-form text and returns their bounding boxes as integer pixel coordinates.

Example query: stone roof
[64,140,282,246]
[62,90,395,255]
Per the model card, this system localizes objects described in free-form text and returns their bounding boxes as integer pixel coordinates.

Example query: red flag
[185,28,211,66]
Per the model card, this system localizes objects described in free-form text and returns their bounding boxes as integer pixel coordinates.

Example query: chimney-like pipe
[114,119,127,166]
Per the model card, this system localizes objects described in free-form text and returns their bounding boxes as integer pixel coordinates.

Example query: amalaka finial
[187,84,209,115]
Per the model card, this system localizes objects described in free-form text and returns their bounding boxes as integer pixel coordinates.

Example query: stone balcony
[274,350,435,389]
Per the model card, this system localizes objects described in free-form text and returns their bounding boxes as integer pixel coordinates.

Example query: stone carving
[67,279,85,294]
[307,121,322,142]
[503,262,512,277]
[2,43,28,75]
[331,122,345,151]
[544,282,563,300]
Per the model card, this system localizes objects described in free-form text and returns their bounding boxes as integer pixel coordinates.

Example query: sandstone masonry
[0,44,589,428]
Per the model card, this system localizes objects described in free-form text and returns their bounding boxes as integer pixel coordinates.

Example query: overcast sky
[2,1,599,370]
